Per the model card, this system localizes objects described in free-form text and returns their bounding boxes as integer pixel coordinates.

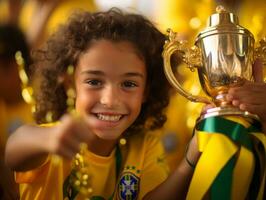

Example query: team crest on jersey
[118,172,139,200]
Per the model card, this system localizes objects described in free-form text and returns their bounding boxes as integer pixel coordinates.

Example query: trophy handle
[162,29,213,104]
[254,37,266,66]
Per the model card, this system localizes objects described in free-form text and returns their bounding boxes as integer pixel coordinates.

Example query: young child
[5,9,199,200]
[5,9,266,200]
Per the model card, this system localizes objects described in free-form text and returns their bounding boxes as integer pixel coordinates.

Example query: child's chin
[95,131,120,141]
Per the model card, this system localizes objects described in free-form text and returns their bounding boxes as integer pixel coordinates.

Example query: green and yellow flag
[187,116,265,200]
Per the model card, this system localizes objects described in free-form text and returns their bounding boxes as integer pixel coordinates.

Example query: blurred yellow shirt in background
[0,100,32,155]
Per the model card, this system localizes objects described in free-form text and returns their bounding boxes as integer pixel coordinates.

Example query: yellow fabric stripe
[188,117,265,200]
[186,133,237,200]
[232,146,255,200]
[197,131,222,152]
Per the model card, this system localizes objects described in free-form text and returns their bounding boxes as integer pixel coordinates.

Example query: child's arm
[5,124,53,171]
[143,135,200,199]
[5,114,92,171]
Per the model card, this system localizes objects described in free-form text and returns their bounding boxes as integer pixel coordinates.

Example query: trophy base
[198,106,260,122]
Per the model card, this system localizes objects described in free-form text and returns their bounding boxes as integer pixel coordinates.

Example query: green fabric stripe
[210,156,235,200]
[247,149,261,199]
[63,170,79,200]
[196,116,260,199]
[115,145,122,180]
[108,145,122,200]
[197,116,252,149]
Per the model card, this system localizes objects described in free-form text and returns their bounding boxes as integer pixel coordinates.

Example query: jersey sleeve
[15,155,51,183]
[15,123,58,183]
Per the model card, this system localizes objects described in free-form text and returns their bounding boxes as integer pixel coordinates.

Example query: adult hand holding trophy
[163,5,266,200]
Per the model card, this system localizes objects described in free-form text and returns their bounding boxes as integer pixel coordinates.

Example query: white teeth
[96,114,122,122]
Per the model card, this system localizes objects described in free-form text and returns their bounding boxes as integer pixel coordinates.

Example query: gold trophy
[163,5,266,120]
[163,6,266,199]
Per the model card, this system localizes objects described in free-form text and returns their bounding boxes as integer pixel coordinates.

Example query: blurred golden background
[0,0,265,198]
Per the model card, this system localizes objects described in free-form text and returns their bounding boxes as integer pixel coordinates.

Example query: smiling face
[74,40,147,140]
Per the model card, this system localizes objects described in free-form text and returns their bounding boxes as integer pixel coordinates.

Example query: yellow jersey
[16,131,169,200]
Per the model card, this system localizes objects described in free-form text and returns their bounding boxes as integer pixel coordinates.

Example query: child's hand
[47,114,94,159]
[226,60,266,123]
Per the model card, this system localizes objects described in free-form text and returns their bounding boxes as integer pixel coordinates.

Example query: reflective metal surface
[162,5,266,119]
[196,32,254,105]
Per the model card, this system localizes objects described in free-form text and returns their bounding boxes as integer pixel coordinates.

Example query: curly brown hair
[32,8,172,135]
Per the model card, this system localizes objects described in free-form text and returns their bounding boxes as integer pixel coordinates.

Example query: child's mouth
[96,113,123,122]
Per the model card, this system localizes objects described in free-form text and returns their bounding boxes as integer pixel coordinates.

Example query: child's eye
[122,81,138,88]
[85,79,102,87]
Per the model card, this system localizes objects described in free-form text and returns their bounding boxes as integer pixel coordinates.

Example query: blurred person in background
[0,23,32,200]
[0,0,97,49]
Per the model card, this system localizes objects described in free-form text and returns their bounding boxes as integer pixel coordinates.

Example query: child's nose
[100,86,120,108]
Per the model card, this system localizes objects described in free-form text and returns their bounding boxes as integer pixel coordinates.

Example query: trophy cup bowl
[163,5,266,121]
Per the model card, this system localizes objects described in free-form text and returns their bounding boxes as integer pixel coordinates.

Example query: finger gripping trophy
[163,6,266,200]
